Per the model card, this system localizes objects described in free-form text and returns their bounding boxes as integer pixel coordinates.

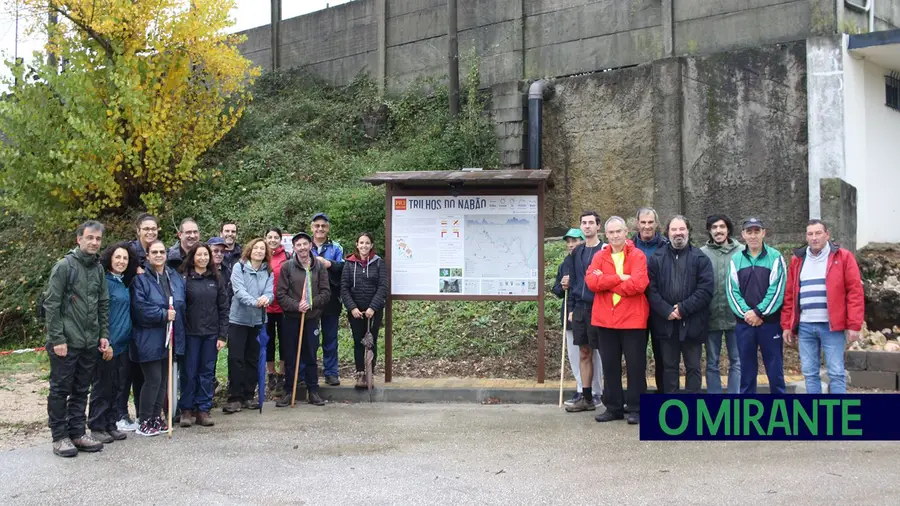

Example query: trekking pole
[166,296,174,439]
[559,291,568,408]
[291,284,307,408]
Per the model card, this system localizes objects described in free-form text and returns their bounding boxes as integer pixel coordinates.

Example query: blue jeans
[706,329,741,394]
[179,334,218,413]
[300,313,340,378]
[736,322,785,394]
[798,322,847,394]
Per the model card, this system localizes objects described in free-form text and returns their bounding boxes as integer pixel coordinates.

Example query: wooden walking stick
[559,290,568,408]
[166,296,174,439]
[291,283,308,408]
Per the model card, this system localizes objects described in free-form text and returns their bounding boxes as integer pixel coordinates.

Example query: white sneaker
[117,417,139,432]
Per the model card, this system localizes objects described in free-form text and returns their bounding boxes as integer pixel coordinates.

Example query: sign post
[363,170,552,383]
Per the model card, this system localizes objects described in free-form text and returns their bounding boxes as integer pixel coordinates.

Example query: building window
[888,72,900,112]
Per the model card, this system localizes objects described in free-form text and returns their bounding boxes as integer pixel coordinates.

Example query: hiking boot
[195,411,215,427]
[564,396,596,413]
[308,391,326,406]
[564,392,583,407]
[242,399,259,410]
[354,371,366,390]
[276,393,293,408]
[325,375,340,386]
[136,419,160,437]
[108,429,127,441]
[627,413,640,425]
[53,438,77,458]
[222,401,242,414]
[180,410,194,428]
[90,430,115,444]
[595,411,625,423]
[72,434,103,452]
[117,417,139,432]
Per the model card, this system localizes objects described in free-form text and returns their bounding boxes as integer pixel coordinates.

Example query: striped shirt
[799,243,830,323]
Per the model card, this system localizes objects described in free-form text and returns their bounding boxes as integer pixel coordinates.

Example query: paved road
[1,403,898,505]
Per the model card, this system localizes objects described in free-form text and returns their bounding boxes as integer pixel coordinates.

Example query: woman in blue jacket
[178,244,229,427]
[130,240,186,437]
[87,242,138,442]
[225,237,274,414]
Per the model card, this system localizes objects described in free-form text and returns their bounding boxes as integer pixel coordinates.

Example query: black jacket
[277,256,331,321]
[183,269,230,340]
[647,243,714,341]
[340,254,388,312]
[562,241,605,313]
[551,260,567,327]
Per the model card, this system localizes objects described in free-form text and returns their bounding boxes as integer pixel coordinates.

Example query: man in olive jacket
[44,221,110,457]
[647,216,714,394]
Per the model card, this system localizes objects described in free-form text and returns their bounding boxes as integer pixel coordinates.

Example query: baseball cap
[206,237,225,246]
[742,218,765,230]
[311,212,329,223]
[563,228,585,241]
[292,231,312,244]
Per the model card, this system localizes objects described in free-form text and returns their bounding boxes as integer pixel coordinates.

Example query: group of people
[43,213,388,457]
[552,209,865,425]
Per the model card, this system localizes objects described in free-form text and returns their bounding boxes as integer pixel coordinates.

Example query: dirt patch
[0,371,50,450]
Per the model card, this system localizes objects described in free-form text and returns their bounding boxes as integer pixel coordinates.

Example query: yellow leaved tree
[0,0,259,226]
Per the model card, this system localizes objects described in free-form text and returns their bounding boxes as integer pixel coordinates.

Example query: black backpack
[36,256,99,321]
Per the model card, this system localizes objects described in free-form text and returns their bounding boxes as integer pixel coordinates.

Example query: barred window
[887,72,900,111]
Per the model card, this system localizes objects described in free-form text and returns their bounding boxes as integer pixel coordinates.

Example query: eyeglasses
[149,251,166,255]
[140,227,158,232]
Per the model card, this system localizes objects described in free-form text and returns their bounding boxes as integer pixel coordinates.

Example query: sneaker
[52,438,78,458]
[563,392,583,407]
[627,413,640,425]
[136,419,160,437]
[275,393,293,408]
[564,396,596,413]
[325,375,340,386]
[242,399,259,410]
[90,430,115,444]
[222,401,242,414]
[117,417,139,432]
[153,416,169,433]
[108,429,127,441]
[592,394,602,406]
[195,411,215,427]
[71,434,103,452]
[595,411,625,422]
[308,391,326,406]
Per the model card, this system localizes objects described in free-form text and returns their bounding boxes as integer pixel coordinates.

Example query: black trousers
[349,311,383,372]
[88,352,128,432]
[227,324,260,403]
[265,312,286,363]
[138,359,169,423]
[282,315,320,394]
[660,338,703,393]
[117,358,144,420]
[596,328,646,415]
[647,327,665,393]
[47,346,97,442]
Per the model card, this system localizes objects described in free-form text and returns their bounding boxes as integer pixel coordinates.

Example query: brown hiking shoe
[53,438,77,458]
[195,411,215,427]
[354,371,366,390]
[180,410,194,428]
[72,434,103,452]
[564,396,596,413]
[90,430,114,444]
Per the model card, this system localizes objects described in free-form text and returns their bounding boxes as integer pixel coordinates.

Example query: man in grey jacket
[700,214,744,394]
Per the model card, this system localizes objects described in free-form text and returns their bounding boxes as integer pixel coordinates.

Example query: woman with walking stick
[224,238,274,414]
[130,240,186,436]
[275,232,330,407]
[340,232,388,389]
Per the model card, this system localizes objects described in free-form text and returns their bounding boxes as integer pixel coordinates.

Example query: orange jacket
[585,241,650,329]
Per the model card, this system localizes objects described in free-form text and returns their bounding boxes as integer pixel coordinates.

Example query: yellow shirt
[611,251,625,306]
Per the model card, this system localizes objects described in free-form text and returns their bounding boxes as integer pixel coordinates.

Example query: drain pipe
[526,80,553,170]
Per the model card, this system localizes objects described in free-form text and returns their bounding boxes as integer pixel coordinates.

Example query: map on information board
[391,195,538,296]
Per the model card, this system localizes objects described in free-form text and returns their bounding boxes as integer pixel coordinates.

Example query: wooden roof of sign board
[361,169,552,188]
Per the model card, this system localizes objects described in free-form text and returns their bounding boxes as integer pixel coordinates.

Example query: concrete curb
[315,384,798,404]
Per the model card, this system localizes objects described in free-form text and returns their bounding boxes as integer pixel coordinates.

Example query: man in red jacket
[782,220,864,394]
[586,216,650,425]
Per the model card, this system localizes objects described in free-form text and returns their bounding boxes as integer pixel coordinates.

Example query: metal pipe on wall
[526,80,552,170]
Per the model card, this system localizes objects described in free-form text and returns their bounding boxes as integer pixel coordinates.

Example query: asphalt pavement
[1,402,897,505]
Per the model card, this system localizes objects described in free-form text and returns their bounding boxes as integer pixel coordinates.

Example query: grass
[0,351,49,377]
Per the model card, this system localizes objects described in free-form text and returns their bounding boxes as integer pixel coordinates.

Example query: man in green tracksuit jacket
[44,221,110,457]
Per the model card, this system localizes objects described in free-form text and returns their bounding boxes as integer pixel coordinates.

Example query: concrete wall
[542,42,809,240]
[861,58,900,244]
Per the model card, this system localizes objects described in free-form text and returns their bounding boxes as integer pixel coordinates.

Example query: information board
[391,195,539,296]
